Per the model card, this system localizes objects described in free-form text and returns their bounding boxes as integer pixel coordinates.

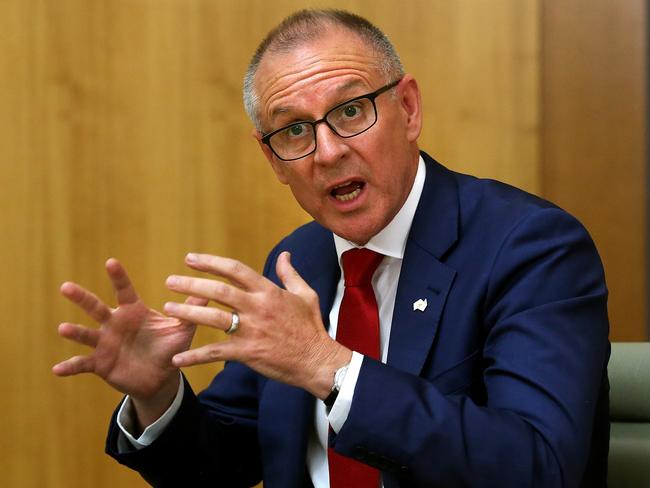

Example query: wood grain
[542,0,647,340]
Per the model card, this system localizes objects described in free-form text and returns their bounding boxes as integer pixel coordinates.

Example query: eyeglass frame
[260,77,403,162]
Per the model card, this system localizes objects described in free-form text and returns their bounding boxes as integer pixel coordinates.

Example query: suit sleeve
[328,207,610,488]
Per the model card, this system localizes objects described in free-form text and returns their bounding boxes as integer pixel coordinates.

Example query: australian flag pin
[413,298,428,312]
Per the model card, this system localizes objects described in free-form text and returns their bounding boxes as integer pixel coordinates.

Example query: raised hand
[162,251,352,399]
[53,258,208,421]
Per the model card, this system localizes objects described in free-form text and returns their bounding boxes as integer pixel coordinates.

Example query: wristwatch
[323,364,349,408]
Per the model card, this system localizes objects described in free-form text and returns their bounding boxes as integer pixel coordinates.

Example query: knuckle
[212,281,228,298]
[221,284,233,301]
[91,302,106,320]
[267,286,282,302]
[207,346,221,361]
[210,308,223,324]
[80,293,94,309]
[227,258,244,276]
[243,341,264,360]
[303,288,319,306]
[76,328,88,342]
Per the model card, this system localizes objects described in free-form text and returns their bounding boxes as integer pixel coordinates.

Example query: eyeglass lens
[269,97,377,160]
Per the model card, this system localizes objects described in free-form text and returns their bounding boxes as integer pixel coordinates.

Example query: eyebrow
[269,79,368,122]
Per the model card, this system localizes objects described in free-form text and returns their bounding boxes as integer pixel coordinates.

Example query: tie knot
[342,248,384,286]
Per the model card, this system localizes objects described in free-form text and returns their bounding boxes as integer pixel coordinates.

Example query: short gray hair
[243,9,404,131]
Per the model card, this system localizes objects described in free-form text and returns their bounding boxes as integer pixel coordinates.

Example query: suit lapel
[387,243,456,374]
[293,228,340,327]
[387,153,459,375]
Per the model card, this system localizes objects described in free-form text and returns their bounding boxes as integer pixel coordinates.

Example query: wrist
[310,341,352,400]
[324,363,349,408]
[131,373,181,430]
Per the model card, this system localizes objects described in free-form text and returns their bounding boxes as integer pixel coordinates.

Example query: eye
[284,123,309,138]
[342,104,362,118]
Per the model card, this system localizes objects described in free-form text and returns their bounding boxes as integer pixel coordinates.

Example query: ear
[253,129,289,184]
[398,75,423,142]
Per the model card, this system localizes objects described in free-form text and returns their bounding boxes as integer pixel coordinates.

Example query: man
[53,9,610,488]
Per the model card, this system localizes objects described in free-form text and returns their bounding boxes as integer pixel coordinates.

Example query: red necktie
[328,248,383,488]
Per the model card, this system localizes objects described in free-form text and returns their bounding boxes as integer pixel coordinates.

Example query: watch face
[325,364,350,408]
[334,365,349,390]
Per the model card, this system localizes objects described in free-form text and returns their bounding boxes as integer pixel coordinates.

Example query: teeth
[335,187,361,202]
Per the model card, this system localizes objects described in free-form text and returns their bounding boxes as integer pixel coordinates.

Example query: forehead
[254,28,384,127]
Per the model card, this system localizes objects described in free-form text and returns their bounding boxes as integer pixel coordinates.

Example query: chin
[329,222,378,246]
[316,208,391,245]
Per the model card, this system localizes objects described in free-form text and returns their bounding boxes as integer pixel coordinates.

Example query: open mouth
[330,181,365,202]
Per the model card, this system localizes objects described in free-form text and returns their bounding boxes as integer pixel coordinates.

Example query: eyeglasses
[261,78,402,161]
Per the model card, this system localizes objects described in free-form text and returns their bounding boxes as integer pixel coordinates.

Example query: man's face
[254,28,422,245]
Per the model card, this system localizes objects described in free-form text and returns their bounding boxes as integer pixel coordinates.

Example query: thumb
[275,251,309,294]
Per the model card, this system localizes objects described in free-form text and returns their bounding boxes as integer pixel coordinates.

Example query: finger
[105,258,139,305]
[163,302,232,331]
[166,275,248,309]
[57,322,100,347]
[275,251,310,294]
[175,295,210,327]
[184,253,267,291]
[60,282,112,323]
[172,341,235,368]
[185,296,209,307]
[52,355,95,376]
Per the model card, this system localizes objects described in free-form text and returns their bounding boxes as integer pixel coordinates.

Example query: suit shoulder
[263,220,336,279]
[421,153,562,230]
[447,169,584,238]
[271,220,332,253]
[456,171,555,214]
[425,159,596,256]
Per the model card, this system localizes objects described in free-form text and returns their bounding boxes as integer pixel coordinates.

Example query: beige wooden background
[0,0,645,486]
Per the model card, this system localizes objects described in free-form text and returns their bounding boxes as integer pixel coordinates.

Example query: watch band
[323,364,349,408]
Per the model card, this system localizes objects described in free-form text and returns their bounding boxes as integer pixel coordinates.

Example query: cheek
[270,160,290,185]
[285,174,321,211]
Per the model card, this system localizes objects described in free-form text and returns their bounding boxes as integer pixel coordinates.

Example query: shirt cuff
[328,351,364,433]
[116,372,185,450]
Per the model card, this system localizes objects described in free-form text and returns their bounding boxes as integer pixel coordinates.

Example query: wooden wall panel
[542,0,647,340]
[1,1,539,486]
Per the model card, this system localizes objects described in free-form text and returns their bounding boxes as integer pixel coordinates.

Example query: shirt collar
[333,155,426,261]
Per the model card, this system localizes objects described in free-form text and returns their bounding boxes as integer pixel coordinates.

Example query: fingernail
[172,355,184,367]
[164,302,178,313]
[166,276,179,287]
[186,253,197,263]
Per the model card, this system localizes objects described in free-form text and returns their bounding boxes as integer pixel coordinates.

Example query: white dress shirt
[117,156,427,487]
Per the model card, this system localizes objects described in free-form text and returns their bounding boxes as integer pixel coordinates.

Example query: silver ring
[226,312,240,335]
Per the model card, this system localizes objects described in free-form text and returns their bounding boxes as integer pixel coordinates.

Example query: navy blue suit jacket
[107,153,610,487]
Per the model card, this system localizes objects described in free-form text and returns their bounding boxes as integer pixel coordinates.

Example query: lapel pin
[413,298,428,312]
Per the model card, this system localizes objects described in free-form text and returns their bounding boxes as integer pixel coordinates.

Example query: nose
[313,122,348,166]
